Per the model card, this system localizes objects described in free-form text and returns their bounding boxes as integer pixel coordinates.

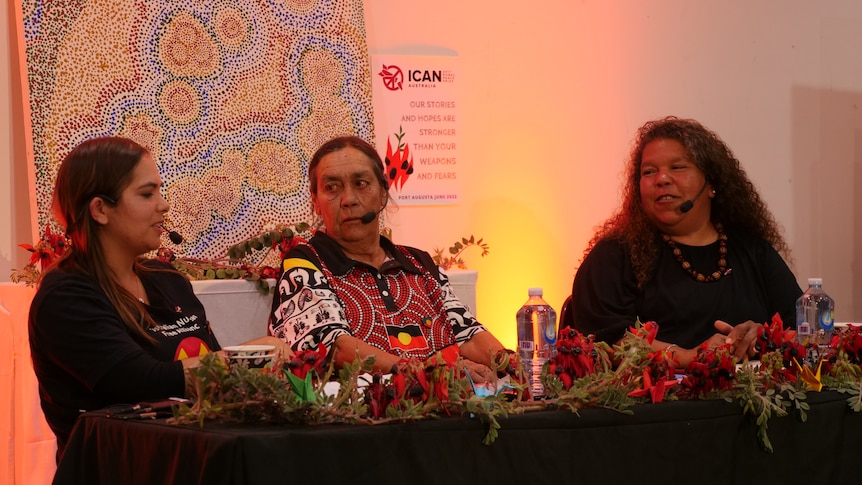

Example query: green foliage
[169,222,311,295]
[9,266,41,286]
[431,235,490,270]
[169,323,862,452]
[734,365,808,453]
[174,352,521,445]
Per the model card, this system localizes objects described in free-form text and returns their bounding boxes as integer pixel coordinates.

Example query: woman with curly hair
[570,116,801,366]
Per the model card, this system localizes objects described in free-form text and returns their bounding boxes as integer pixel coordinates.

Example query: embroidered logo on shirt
[174,337,212,360]
[386,324,429,352]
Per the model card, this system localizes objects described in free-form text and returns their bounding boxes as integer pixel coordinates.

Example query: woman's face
[98,154,170,255]
[311,146,387,246]
[638,138,712,234]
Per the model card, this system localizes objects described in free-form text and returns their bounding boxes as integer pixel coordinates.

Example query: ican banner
[371,55,460,206]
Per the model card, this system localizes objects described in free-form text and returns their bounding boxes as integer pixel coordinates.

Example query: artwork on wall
[18,0,374,257]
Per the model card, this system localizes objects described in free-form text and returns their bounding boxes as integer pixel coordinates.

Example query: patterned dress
[269,233,486,359]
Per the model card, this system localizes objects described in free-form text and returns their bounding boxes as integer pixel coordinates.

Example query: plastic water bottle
[516,288,557,399]
[795,278,835,360]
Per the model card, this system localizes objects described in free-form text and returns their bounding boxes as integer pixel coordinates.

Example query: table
[53,391,862,485]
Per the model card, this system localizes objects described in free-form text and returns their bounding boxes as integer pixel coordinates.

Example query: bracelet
[665,344,679,354]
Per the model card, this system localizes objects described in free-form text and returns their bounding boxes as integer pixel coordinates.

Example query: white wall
[2,1,860,349]
[1,1,33,282]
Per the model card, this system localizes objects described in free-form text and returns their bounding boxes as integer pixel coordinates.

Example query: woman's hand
[460,359,496,384]
[658,332,725,367]
[714,320,761,361]
[458,330,506,369]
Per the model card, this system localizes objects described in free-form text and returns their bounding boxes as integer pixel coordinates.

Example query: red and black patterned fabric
[269,233,485,359]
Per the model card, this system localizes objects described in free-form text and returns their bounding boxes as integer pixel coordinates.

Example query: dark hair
[307,135,390,195]
[50,136,160,342]
[586,116,792,289]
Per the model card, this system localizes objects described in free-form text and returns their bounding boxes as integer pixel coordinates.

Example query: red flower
[20,225,68,269]
[830,325,862,363]
[260,266,281,280]
[157,248,176,263]
[753,313,804,375]
[275,234,306,261]
[627,368,677,403]
[628,320,659,344]
[680,344,736,397]
[548,327,602,390]
[285,344,327,379]
[363,356,457,418]
[384,127,414,190]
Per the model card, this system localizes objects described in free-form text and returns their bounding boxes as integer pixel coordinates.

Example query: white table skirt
[190,279,275,347]
[1,270,477,484]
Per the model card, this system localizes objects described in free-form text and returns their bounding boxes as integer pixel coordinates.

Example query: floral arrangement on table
[10,223,312,295]
[171,315,862,452]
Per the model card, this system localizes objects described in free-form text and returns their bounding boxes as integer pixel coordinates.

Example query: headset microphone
[160,224,184,244]
[168,230,184,245]
[679,182,708,214]
[360,209,381,224]
[359,199,389,224]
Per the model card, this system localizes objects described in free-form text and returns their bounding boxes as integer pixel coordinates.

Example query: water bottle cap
[528,288,543,296]
[808,277,822,286]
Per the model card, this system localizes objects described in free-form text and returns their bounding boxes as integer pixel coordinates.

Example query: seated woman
[269,136,505,382]
[571,116,802,367]
[28,137,290,459]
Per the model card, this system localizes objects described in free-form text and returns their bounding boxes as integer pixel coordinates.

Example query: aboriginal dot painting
[21,0,374,258]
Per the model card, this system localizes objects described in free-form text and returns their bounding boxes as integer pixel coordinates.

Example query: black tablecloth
[54,391,862,485]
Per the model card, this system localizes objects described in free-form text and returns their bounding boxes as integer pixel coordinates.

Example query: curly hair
[585,116,791,289]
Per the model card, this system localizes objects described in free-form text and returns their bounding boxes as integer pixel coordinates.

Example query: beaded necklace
[661,222,730,283]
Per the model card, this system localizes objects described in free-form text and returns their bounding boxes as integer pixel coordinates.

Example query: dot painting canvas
[20,0,374,257]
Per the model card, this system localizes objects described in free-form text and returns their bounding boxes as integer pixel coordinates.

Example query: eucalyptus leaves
[431,235,489,271]
[165,222,311,294]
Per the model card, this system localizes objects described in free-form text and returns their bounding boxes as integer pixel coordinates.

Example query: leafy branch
[734,365,808,452]
[432,235,490,271]
[165,321,862,453]
[166,222,311,295]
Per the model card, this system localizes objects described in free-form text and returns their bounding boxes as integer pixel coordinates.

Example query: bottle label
[542,323,556,346]
[820,311,835,331]
[518,340,534,352]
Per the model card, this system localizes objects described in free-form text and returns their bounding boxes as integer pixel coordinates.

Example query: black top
[28,259,220,456]
[571,229,802,348]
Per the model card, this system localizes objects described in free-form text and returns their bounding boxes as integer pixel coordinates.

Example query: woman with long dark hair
[28,136,289,459]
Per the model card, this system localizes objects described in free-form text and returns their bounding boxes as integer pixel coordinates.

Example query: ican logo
[379,64,454,91]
